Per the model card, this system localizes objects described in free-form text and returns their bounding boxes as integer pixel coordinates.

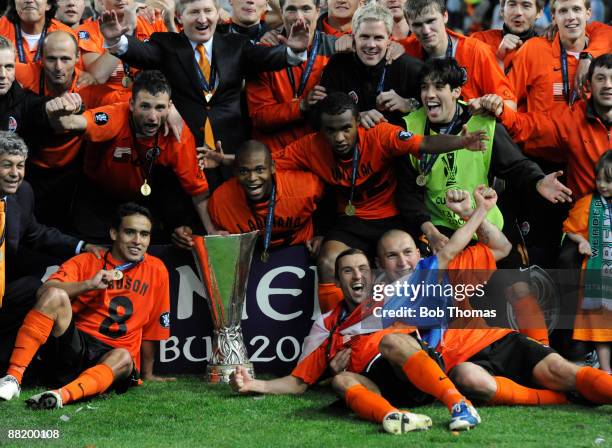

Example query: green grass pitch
[0,377,610,448]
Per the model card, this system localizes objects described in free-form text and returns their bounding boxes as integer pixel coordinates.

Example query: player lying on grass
[376,190,612,407]
[0,203,173,409]
[230,187,513,433]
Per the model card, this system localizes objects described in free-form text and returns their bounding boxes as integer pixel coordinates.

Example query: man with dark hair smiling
[0,202,172,409]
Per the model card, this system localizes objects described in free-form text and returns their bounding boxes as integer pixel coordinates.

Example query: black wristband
[579,51,593,61]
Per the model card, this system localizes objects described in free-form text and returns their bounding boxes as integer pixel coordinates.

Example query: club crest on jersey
[7,116,17,133]
[94,112,109,125]
[398,130,413,140]
[348,91,358,104]
[78,30,89,40]
[160,312,170,328]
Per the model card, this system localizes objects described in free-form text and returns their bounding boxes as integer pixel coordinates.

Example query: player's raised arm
[230,367,308,395]
[419,125,489,154]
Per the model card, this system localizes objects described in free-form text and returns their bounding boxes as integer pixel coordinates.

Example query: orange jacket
[499,100,611,200]
[246,32,336,152]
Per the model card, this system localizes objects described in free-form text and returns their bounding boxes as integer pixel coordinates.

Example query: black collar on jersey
[227,20,267,43]
[502,24,537,42]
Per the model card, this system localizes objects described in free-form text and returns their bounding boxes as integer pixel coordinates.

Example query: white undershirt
[21,31,41,50]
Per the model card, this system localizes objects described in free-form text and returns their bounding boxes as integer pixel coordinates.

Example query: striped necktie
[196,44,216,149]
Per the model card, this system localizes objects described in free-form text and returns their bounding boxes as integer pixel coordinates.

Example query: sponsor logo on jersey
[348,90,358,104]
[7,116,17,133]
[113,147,132,160]
[94,112,109,125]
[78,30,90,40]
[160,312,170,328]
[398,130,413,140]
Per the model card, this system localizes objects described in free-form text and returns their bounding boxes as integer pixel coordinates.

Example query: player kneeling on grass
[0,203,172,409]
[230,248,485,433]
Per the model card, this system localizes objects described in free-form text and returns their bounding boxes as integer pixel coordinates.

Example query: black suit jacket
[120,31,291,155]
[6,181,80,280]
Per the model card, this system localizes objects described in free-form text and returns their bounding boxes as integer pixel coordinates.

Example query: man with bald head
[14,31,123,228]
[375,190,612,409]
[174,140,327,262]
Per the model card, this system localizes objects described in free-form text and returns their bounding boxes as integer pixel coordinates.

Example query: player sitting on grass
[229,188,517,433]
[377,189,612,407]
[0,203,172,409]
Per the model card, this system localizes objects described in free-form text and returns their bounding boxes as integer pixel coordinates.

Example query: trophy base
[206,363,255,384]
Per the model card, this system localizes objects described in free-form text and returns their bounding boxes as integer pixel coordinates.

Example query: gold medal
[205,92,213,102]
[416,174,427,186]
[261,251,269,263]
[140,181,152,196]
[122,76,131,88]
[112,269,123,281]
[345,202,356,216]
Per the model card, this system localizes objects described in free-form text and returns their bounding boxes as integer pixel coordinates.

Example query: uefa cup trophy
[191,232,258,383]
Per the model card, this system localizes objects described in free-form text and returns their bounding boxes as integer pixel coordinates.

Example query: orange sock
[490,376,568,405]
[403,350,465,411]
[7,309,54,383]
[61,364,115,405]
[575,367,612,405]
[344,384,397,423]
[512,295,549,345]
[318,283,343,314]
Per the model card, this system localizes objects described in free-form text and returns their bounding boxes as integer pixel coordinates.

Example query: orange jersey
[499,101,611,200]
[208,170,324,247]
[77,17,167,89]
[402,29,516,102]
[437,243,513,371]
[48,252,170,370]
[274,124,423,220]
[82,102,208,199]
[291,303,416,384]
[246,32,335,152]
[15,62,128,168]
[508,23,612,114]
[0,18,77,63]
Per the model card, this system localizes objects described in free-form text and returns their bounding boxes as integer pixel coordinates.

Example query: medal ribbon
[14,23,47,63]
[262,182,277,256]
[286,31,320,98]
[419,105,462,177]
[129,120,160,187]
[424,34,453,60]
[103,251,144,274]
[347,145,361,207]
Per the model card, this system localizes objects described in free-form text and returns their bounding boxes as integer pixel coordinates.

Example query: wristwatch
[579,51,593,61]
